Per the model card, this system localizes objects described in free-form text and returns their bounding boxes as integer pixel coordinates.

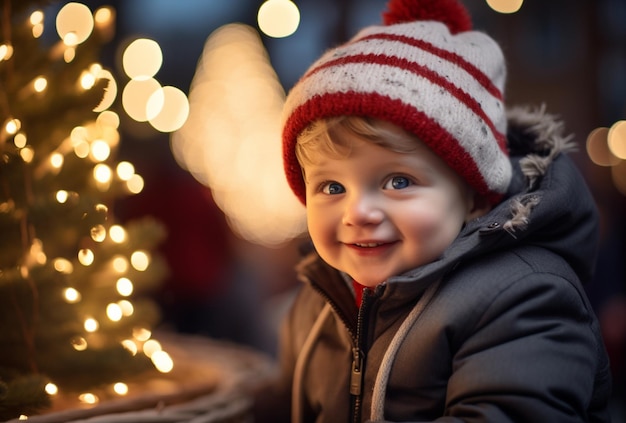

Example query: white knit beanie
[282,0,512,205]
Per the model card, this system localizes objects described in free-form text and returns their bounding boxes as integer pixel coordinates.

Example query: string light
[485,0,524,14]
[0,43,13,61]
[116,277,133,296]
[84,317,99,332]
[106,303,123,321]
[63,287,81,303]
[257,0,300,38]
[130,250,150,271]
[90,224,107,242]
[45,383,58,395]
[56,2,94,46]
[78,248,95,266]
[78,393,99,405]
[111,255,129,273]
[71,336,88,351]
[109,225,127,243]
[53,258,74,274]
[112,382,128,396]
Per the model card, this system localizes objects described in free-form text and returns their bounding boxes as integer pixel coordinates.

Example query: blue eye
[385,176,411,190]
[322,182,345,195]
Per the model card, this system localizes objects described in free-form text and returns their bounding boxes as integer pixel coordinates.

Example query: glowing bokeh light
[112,255,129,273]
[84,317,99,332]
[106,303,123,321]
[78,392,99,405]
[116,277,134,296]
[109,225,127,243]
[93,69,118,112]
[54,258,74,274]
[147,86,190,133]
[56,2,94,45]
[45,383,58,395]
[33,76,47,92]
[123,38,163,80]
[78,248,94,266]
[486,0,524,14]
[113,382,128,396]
[172,23,306,246]
[586,127,620,167]
[130,250,150,271]
[64,287,81,303]
[90,224,107,242]
[116,161,135,180]
[122,77,162,122]
[258,0,300,38]
[608,120,626,160]
[151,350,174,373]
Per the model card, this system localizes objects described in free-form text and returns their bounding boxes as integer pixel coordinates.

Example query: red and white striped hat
[282,0,512,205]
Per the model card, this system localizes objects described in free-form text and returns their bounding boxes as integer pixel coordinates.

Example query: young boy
[252,0,612,421]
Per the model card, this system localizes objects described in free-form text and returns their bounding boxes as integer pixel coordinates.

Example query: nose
[341,192,384,226]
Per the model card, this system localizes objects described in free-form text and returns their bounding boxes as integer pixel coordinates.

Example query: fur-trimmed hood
[463,104,600,284]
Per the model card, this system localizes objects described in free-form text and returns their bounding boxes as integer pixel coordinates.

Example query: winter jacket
[252,106,612,422]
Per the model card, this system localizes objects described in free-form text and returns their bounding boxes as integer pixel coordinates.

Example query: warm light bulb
[109,225,127,243]
[90,139,111,162]
[116,161,135,181]
[5,118,21,134]
[133,327,151,342]
[130,250,150,271]
[121,339,138,355]
[106,303,123,321]
[56,190,69,203]
[78,248,95,266]
[90,224,106,242]
[63,287,81,303]
[118,300,134,316]
[151,350,174,373]
[50,152,64,169]
[486,0,524,13]
[126,174,144,194]
[0,43,13,61]
[258,0,300,38]
[112,255,129,273]
[33,76,47,92]
[71,336,88,351]
[45,383,58,395]
[93,163,112,183]
[78,393,99,405]
[113,382,128,396]
[20,147,34,163]
[56,3,94,45]
[148,86,190,133]
[13,132,27,148]
[123,38,163,80]
[116,277,133,296]
[80,70,96,90]
[54,258,74,274]
[143,339,162,357]
[84,317,99,332]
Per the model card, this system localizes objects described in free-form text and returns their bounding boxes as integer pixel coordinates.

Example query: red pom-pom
[382,0,472,34]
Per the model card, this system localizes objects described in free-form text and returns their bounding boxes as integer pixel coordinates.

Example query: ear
[466,192,492,222]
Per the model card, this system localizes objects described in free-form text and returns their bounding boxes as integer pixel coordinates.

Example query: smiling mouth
[354,242,386,248]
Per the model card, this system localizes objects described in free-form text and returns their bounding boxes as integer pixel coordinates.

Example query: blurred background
[42,0,626,414]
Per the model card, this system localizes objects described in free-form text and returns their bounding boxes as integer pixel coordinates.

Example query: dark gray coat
[253,106,612,422]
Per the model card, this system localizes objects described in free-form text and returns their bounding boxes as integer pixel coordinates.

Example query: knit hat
[282,0,512,205]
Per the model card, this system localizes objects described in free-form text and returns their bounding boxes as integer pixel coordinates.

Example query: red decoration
[382,0,473,34]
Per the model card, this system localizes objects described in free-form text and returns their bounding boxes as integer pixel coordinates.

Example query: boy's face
[303,131,478,288]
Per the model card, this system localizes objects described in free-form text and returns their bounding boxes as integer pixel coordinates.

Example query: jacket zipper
[350,288,373,423]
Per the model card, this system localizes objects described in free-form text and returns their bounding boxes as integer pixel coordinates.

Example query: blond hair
[295,116,419,169]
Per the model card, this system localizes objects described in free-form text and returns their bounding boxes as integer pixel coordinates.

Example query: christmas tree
[0,0,169,419]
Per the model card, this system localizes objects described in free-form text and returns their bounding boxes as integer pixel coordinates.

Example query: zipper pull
[350,347,363,395]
